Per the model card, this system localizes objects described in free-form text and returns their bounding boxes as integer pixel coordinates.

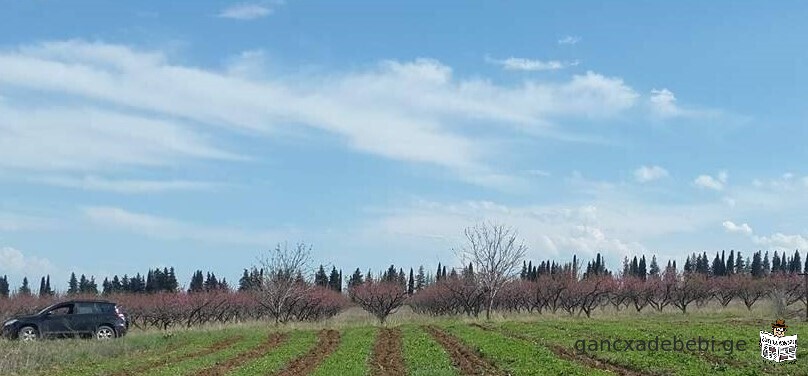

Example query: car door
[73,302,100,334]
[39,303,75,337]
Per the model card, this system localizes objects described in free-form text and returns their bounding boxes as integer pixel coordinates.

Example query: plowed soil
[112,335,243,376]
[424,325,502,376]
[369,328,406,376]
[272,329,340,376]
[194,333,288,376]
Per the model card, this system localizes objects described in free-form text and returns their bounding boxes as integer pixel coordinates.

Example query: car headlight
[3,319,17,326]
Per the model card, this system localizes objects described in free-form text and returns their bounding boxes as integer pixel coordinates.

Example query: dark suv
[2,300,128,341]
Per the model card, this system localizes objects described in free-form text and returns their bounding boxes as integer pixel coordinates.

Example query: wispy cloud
[0,40,640,190]
[558,36,581,45]
[82,206,294,246]
[633,165,669,183]
[34,175,223,194]
[649,88,721,119]
[486,56,579,71]
[218,3,275,20]
[0,212,55,232]
[694,171,728,191]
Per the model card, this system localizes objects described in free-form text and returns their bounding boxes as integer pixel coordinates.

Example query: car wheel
[18,326,38,342]
[96,325,116,340]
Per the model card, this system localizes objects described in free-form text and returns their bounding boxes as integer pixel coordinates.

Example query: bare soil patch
[194,333,288,376]
[272,329,340,376]
[424,325,502,376]
[369,328,406,376]
[112,335,243,376]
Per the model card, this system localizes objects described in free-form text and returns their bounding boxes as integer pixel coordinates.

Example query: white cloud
[82,206,294,246]
[633,165,669,183]
[722,220,752,235]
[558,36,581,45]
[722,219,808,250]
[486,56,578,71]
[649,88,681,117]
[752,233,808,250]
[694,171,728,191]
[0,246,56,276]
[218,3,274,20]
[34,175,222,194]
[0,40,640,189]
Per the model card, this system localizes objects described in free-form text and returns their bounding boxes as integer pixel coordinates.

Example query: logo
[760,319,798,362]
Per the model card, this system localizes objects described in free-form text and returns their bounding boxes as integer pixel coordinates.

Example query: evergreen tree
[102,277,112,295]
[314,265,329,287]
[436,263,442,282]
[366,269,373,284]
[726,251,735,275]
[407,268,415,295]
[18,277,31,296]
[734,252,745,274]
[622,257,630,277]
[772,251,781,274]
[442,266,447,279]
[38,276,47,296]
[45,275,52,295]
[712,252,724,277]
[751,251,763,278]
[683,254,693,274]
[415,266,426,290]
[68,272,79,295]
[762,251,771,275]
[347,268,364,289]
[520,261,528,280]
[649,255,660,277]
[110,275,121,293]
[328,267,341,292]
[238,269,251,291]
[0,275,9,298]
[638,255,647,280]
[166,267,179,292]
[188,270,204,293]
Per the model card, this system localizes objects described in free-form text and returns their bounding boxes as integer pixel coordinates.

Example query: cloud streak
[486,56,579,71]
[0,40,640,190]
[218,3,274,20]
[82,206,294,246]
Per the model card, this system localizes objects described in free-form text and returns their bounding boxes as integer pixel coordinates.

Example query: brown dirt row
[272,329,340,376]
[369,328,406,376]
[469,323,648,376]
[194,333,288,376]
[111,335,244,376]
[424,325,503,376]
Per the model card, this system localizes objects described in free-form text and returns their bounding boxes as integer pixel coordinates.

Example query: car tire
[95,325,116,340]
[18,326,38,342]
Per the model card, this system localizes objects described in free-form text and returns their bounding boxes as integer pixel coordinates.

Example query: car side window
[48,305,73,315]
[74,303,97,314]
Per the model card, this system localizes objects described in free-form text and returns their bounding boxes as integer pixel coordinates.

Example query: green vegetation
[1,315,806,375]
[229,329,317,376]
[311,327,375,376]
[401,325,458,376]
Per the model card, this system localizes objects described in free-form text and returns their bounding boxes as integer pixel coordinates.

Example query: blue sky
[1,1,807,291]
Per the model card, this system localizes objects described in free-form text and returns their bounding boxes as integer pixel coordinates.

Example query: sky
[1,0,807,291]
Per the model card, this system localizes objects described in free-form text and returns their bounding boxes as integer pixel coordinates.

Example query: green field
[1,314,806,376]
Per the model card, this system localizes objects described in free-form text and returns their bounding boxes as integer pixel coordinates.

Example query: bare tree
[351,281,409,325]
[255,242,313,324]
[456,221,527,320]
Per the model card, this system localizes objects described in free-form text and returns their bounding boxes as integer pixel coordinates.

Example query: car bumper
[2,325,16,339]
[115,323,128,337]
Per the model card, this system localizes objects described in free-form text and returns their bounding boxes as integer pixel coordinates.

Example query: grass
[311,326,376,376]
[2,309,807,375]
[228,329,317,375]
[400,325,459,376]
[442,322,614,376]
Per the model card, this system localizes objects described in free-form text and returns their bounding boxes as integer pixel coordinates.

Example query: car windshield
[36,304,62,316]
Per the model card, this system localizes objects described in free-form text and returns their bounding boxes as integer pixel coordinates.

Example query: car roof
[57,299,115,304]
